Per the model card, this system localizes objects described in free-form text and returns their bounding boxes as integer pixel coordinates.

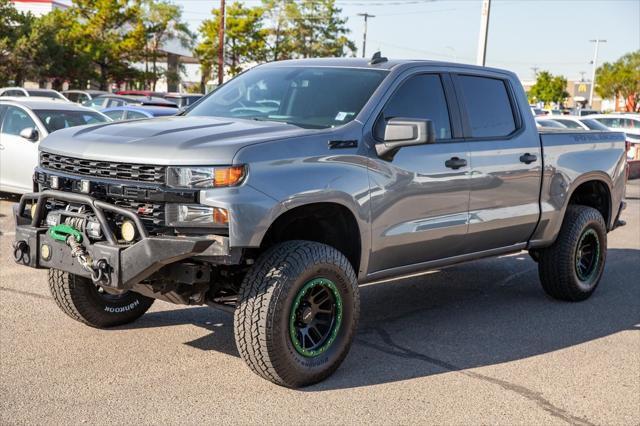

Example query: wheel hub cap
[575,228,600,282]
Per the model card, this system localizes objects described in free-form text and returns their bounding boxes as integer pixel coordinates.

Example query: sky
[174,0,640,82]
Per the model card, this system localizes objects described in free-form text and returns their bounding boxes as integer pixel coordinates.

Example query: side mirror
[376,118,435,160]
[19,127,39,142]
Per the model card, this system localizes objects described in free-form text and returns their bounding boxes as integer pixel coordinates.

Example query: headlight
[166,204,229,227]
[166,165,246,189]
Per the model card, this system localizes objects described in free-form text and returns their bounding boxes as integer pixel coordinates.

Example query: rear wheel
[234,240,359,388]
[538,205,607,301]
[48,269,154,328]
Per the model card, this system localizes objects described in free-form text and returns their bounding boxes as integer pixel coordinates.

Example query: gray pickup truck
[13,57,627,388]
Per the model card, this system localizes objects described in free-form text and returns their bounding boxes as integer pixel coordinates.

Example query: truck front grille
[40,152,166,184]
[112,199,166,232]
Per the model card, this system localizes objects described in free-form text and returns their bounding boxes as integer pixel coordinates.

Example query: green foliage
[196,0,356,84]
[527,71,569,105]
[0,0,36,85]
[596,51,640,112]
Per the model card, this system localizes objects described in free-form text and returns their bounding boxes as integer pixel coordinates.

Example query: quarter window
[457,75,516,138]
[377,74,452,140]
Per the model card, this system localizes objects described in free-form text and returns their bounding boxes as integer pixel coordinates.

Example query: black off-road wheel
[234,240,360,388]
[538,205,607,301]
[48,269,154,328]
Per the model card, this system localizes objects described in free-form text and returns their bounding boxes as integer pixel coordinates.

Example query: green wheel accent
[575,228,600,281]
[49,224,83,243]
[289,278,343,357]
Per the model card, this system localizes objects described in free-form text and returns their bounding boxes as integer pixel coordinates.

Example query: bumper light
[121,220,136,242]
[166,204,229,227]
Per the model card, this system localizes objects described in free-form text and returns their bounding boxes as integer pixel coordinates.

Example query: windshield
[580,119,609,131]
[34,109,109,133]
[187,66,388,129]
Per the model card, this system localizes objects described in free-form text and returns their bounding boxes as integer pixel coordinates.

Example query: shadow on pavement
[114,247,640,390]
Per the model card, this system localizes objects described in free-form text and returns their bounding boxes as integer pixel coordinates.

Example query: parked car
[0,98,110,194]
[572,109,599,116]
[83,95,178,111]
[535,118,568,129]
[102,105,179,121]
[163,93,203,109]
[589,114,640,178]
[12,58,627,388]
[543,115,610,131]
[0,87,68,101]
[62,90,108,104]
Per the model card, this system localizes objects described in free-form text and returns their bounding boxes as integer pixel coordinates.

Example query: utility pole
[217,0,226,85]
[579,71,586,82]
[476,0,491,66]
[357,13,375,58]
[588,39,606,108]
[531,66,539,80]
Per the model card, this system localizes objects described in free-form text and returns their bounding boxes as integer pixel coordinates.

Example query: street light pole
[357,13,375,58]
[217,0,226,85]
[588,39,606,108]
[476,0,491,66]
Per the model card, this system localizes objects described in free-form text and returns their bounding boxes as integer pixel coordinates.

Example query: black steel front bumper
[13,190,230,290]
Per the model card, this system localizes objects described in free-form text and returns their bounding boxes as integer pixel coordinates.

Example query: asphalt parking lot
[1,182,638,425]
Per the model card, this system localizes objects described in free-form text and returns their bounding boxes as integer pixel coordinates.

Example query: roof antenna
[369,51,388,65]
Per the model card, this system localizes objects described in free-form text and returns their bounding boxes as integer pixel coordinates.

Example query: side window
[556,119,582,129]
[376,74,452,140]
[103,110,124,120]
[1,106,37,136]
[125,111,148,120]
[107,99,124,108]
[65,93,78,102]
[457,75,516,138]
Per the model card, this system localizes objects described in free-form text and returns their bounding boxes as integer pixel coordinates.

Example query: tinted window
[126,110,149,120]
[34,109,108,133]
[103,110,125,120]
[27,90,64,99]
[3,90,26,97]
[581,119,609,131]
[377,74,452,140]
[107,99,125,107]
[65,93,79,102]
[1,106,37,136]
[84,98,104,108]
[188,67,387,129]
[457,75,516,138]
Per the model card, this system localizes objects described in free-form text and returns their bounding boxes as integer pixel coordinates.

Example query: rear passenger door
[453,73,542,252]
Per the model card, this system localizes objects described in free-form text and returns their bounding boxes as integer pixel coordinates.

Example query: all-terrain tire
[234,240,360,388]
[538,205,607,302]
[48,269,154,328]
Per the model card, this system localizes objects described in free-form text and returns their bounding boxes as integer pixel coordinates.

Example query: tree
[195,2,268,84]
[139,0,193,90]
[596,51,640,112]
[0,0,36,86]
[527,71,569,106]
[62,0,143,90]
[261,0,298,61]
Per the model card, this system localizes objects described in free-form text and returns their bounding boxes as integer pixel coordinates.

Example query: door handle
[445,157,467,169]
[519,153,537,164]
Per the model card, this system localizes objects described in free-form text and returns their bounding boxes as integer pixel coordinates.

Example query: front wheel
[234,241,360,388]
[538,205,607,301]
[48,269,154,328]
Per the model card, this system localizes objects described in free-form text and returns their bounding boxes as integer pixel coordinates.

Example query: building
[11,0,69,16]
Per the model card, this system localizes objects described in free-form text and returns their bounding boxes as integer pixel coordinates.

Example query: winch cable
[48,224,107,283]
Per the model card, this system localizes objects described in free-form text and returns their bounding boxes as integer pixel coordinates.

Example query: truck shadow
[119,247,640,390]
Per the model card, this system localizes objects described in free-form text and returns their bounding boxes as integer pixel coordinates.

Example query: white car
[0,98,110,194]
[0,87,69,102]
[588,114,640,178]
[543,115,610,131]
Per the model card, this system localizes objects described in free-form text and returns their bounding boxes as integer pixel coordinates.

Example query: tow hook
[13,240,29,265]
[49,224,110,283]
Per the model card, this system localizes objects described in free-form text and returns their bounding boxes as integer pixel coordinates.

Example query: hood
[40,116,317,165]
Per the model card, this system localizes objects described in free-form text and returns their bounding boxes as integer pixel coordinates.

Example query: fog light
[80,180,91,193]
[41,243,51,261]
[50,176,59,189]
[121,220,136,242]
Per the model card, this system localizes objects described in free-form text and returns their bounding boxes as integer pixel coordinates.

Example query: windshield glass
[34,109,109,133]
[28,90,65,100]
[187,66,388,129]
[581,119,609,131]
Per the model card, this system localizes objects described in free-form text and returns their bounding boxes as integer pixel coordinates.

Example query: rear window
[457,75,516,138]
[34,109,108,133]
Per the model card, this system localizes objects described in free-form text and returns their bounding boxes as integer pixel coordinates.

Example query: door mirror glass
[19,127,39,141]
[376,118,435,160]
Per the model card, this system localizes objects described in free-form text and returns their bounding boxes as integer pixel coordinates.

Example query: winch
[48,223,109,283]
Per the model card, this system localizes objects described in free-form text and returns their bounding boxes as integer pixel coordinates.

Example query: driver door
[0,105,41,193]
